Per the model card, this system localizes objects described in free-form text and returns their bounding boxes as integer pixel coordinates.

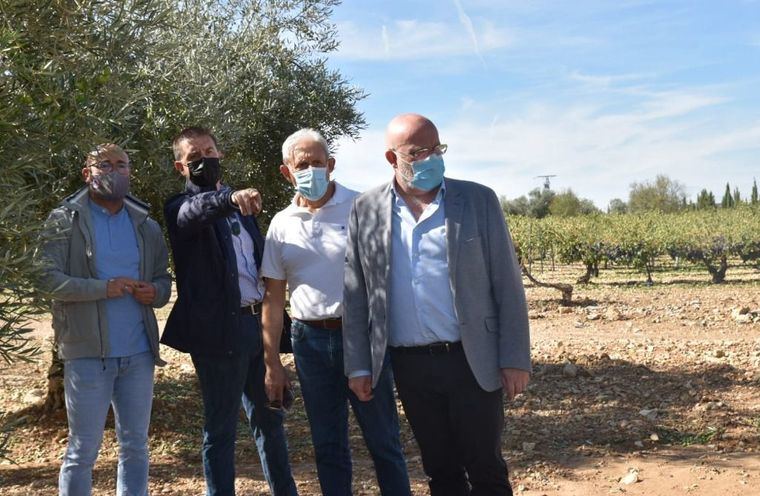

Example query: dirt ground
[1,263,759,495]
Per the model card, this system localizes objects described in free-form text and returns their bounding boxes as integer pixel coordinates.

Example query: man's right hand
[107,277,138,299]
[265,359,291,404]
[348,375,373,402]
[231,188,262,216]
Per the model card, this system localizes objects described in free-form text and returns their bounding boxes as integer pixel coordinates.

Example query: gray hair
[281,128,329,163]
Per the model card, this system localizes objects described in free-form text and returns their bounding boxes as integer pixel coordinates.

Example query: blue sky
[326,0,760,209]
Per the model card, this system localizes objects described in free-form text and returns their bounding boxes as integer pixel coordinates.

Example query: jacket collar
[62,186,150,223]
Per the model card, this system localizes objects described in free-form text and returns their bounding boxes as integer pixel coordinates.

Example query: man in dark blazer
[343,113,531,495]
[162,127,297,496]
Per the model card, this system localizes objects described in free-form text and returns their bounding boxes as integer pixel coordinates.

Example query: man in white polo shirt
[260,129,410,496]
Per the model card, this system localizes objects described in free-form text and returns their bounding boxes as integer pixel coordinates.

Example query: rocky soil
[1,264,758,495]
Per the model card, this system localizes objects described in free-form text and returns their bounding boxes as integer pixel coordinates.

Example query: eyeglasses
[93,161,131,175]
[393,143,448,162]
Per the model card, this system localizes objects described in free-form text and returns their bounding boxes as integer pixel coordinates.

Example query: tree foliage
[721,183,735,208]
[0,0,364,391]
[549,189,598,217]
[503,188,555,218]
[696,189,716,210]
[607,198,628,214]
[628,174,686,213]
[733,187,742,206]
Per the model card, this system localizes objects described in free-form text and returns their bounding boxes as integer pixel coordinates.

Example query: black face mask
[187,156,221,188]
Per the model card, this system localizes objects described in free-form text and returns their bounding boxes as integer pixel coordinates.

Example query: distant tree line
[502,187,599,218]
[502,175,759,218]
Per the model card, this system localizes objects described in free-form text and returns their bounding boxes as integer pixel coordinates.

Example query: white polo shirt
[260,182,358,320]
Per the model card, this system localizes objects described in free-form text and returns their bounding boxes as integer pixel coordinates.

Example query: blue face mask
[293,166,329,201]
[409,154,445,191]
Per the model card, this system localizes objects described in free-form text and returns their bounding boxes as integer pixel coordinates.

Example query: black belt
[241,302,262,316]
[295,318,342,330]
[391,341,463,355]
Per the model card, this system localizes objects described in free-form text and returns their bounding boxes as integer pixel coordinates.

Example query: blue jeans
[59,351,155,496]
[190,314,297,496]
[291,320,410,496]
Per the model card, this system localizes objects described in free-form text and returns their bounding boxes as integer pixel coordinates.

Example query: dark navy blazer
[161,182,264,355]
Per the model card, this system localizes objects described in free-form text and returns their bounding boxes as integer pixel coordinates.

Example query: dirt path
[1,274,759,495]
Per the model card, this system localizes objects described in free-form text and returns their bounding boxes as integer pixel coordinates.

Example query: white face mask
[293,166,329,201]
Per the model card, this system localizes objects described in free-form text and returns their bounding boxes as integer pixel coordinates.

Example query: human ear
[385,149,397,166]
[279,164,294,183]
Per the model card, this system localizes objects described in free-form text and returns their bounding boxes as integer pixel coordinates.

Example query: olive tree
[1,0,365,413]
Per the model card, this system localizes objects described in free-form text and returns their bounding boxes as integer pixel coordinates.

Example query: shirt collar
[391,179,446,207]
[88,197,126,218]
[289,181,349,209]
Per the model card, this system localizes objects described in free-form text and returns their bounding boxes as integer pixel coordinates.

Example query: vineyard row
[507,207,760,284]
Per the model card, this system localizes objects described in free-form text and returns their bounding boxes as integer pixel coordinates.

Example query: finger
[361,381,373,401]
[265,385,275,402]
[519,377,529,394]
[240,199,251,216]
[273,385,284,402]
[506,380,516,401]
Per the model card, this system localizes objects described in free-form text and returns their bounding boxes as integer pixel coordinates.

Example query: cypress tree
[721,183,734,208]
[696,189,715,209]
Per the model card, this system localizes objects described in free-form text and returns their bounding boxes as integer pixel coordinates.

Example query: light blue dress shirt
[228,213,264,305]
[90,199,150,357]
[388,183,460,346]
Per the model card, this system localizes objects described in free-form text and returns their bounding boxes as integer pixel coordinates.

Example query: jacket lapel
[444,178,464,296]
[379,183,393,320]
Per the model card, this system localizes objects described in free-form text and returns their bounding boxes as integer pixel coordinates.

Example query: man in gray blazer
[343,113,531,495]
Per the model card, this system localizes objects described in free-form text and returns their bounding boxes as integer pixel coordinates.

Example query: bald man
[342,113,531,495]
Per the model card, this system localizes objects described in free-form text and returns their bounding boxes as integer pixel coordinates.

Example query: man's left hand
[129,281,156,305]
[500,368,530,401]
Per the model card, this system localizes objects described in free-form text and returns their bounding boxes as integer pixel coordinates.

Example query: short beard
[397,159,414,187]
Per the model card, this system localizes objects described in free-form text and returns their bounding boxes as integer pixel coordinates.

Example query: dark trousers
[190,314,297,496]
[390,346,512,496]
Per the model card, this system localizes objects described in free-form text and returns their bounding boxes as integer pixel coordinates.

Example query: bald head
[385,113,439,150]
[384,113,447,195]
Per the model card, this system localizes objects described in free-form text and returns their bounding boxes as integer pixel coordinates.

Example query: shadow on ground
[505,355,759,465]
[2,353,757,492]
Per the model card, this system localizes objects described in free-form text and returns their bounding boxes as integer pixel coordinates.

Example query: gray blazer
[343,177,530,392]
